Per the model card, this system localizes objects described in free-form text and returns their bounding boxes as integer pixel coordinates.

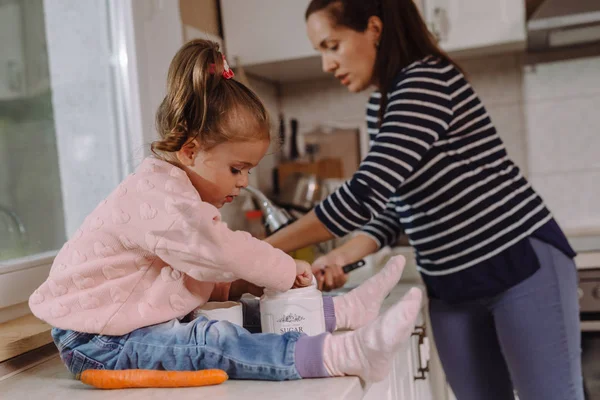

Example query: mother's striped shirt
[315,56,553,282]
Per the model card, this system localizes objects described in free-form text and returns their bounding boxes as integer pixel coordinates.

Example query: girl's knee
[208,320,241,335]
[188,317,241,339]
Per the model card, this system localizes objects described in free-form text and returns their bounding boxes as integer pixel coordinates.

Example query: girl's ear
[176,139,200,167]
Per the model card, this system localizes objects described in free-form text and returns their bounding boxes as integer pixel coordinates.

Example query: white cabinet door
[220,0,314,66]
[415,377,435,400]
[423,0,526,54]
[388,313,433,400]
[0,2,26,99]
[363,374,396,400]
[363,339,415,400]
[394,344,417,399]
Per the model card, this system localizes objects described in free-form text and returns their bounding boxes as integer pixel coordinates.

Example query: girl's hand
[312,253,348,292]
[293,260,314,288]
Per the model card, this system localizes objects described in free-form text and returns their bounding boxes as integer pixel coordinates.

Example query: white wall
[129,0,184,163]
[280,77,371,128]
[248,77,285,192]
[523,54,600,234]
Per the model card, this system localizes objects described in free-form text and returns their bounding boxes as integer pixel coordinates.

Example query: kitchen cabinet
[422,0,527,55]
[220,0,314,67]
[0,0,50,100]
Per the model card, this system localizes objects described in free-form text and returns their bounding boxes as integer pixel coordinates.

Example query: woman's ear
[176,139,200,167]
[367,15,383,47]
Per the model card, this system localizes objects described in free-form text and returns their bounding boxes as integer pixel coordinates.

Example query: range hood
[528,0,600,51]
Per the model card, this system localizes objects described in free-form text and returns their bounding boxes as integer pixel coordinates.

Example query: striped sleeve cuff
[314,181,375,237]
[315,202,348,237]
[360,224,394,249]
[355,231,383,250]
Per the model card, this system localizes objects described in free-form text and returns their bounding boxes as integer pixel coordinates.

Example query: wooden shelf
[0,314,52,362]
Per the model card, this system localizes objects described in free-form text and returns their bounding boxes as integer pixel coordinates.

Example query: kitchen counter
[0,284,425,400]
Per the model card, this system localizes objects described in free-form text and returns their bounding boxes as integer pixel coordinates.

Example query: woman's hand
[312,253,348,292]
[293,259,314,288]
[311,234,380,292]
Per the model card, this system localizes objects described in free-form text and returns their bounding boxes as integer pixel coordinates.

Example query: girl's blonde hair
[152,39,270,155]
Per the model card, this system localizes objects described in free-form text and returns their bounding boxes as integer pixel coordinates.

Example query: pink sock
[323,287,423,382]
[333,255,406,331]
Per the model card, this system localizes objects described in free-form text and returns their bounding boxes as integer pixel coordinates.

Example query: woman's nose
[321,54,337,73]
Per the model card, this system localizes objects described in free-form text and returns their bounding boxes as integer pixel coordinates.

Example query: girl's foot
[324,287,423,382]
[333,256,406,330]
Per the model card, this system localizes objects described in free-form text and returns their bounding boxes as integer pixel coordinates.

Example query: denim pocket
[68,350,105,377]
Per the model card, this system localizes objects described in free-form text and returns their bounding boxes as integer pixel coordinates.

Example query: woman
[265,1,583,399]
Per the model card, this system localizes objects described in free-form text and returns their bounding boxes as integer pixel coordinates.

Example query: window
[0,0,142,321]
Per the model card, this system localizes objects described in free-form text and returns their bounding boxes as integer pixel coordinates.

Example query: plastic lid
[263,281,319,298]
[263,276,318,297]
[245,210,263,220]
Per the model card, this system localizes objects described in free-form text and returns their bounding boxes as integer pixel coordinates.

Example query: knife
[342,259,366,274]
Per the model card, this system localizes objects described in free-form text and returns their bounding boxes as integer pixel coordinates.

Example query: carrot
[80,369,228,389]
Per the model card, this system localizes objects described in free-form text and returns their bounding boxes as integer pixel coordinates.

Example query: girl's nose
[237,174,249,188]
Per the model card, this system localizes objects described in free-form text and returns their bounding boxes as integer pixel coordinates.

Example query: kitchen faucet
[0,204,27,245]
[242,186,366,274]
[243,186,295,235]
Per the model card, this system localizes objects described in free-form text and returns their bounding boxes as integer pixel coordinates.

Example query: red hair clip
[209,54,235,80]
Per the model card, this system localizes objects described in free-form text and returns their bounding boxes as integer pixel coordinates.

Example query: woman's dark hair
[306,0,461,123]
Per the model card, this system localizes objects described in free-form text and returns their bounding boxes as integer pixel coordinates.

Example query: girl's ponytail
[152,39,269,157]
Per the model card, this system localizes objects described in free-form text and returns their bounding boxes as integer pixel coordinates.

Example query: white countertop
[0,359,365,400]
[575,251,600,269]
[0,283,424,400]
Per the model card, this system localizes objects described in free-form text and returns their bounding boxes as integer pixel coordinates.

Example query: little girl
[29,39,422,382]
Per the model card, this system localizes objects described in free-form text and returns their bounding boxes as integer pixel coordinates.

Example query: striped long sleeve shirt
[314,56,572,302]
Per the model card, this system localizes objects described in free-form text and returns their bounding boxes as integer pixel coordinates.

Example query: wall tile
[251,77,370,193]
[247,77,280,193]
[531,170,600,234]
[281,78,371,127]
[459,53,523,107]
[525,95,600,174]
[524,55,600,103]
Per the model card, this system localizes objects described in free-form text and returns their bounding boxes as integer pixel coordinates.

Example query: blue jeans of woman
[430,238,583,400]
